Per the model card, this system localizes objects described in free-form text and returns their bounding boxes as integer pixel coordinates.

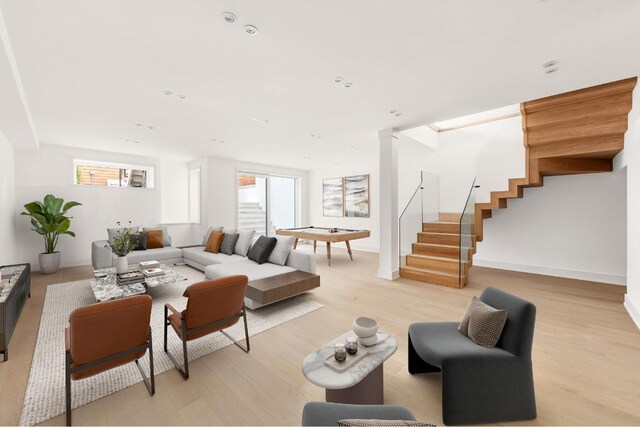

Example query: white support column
[378,128,399,280]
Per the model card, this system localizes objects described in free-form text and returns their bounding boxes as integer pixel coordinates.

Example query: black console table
[0,263,31,361]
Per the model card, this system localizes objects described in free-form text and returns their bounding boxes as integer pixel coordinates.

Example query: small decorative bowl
[352,317,379,338]
[359,334,379,347]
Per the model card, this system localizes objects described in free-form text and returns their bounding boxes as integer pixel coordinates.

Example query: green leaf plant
[20,194,82,254]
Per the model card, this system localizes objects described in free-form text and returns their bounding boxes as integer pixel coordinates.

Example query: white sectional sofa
[91,227,319,309]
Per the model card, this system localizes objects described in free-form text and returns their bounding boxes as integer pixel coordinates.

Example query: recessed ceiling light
[222,12,237,23]
[254,117,269,124]
[389,109,397,114]
[310,134,321,139]
[177,95,188,100]
[334,77,344,83]
[395,112,402,116]
[163,90,173,96]
[303,156,311,160]
[350,145,359,150]
[244,25,258,35]
[344,82,353,88]
[133,140,140,144]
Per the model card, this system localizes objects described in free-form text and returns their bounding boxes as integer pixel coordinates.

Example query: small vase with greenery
[105,221,138,274]
[21,194,82,274]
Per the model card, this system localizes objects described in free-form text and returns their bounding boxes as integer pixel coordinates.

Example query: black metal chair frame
[163,303,250,380]
[65,327,155,426]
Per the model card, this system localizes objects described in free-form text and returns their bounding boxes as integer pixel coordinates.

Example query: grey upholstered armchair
[408,287,537,425]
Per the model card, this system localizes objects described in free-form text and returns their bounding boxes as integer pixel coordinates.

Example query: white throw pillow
[202,226,223,246]
[234,229,256,257]
[267,235,295,266]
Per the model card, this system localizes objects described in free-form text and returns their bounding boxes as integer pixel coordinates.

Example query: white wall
[474,172,627,284]
[14,144,200,269]
[160,158,189,223]
[617,84,640,327]
[204,157,309,233]
[0,131,17,264]
[421,116,525,211]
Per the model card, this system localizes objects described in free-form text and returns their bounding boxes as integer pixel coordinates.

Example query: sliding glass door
[237,173,298,237]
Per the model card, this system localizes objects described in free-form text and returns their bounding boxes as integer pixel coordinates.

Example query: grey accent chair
[408,287,536,425]
[302,402,416,426]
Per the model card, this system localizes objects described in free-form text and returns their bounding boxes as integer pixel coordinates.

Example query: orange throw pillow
[146,230,164,249]
[205,231,225,253]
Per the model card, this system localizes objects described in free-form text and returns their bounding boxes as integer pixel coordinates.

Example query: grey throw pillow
[201,226,223,246]
[107,226,139,245]
[247,236,278,265]
[459,296,508,348]
[143,226,172,247]
[267,235,295,266]
[220,233,239,255]
[234,229,256,256]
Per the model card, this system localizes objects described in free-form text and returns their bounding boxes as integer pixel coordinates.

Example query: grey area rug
[20,266,323,426]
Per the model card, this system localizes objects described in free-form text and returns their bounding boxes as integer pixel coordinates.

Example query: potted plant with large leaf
[21,194,82,274]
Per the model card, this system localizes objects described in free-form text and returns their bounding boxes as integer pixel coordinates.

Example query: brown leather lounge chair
[65,295,154,426]
[164,275,250,379]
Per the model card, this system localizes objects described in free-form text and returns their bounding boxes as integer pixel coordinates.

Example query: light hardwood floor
[1,246,640,426]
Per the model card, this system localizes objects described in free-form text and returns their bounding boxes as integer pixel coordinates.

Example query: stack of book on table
[116,271,145,286]
[143,268,165,278]
[139,260,160,270]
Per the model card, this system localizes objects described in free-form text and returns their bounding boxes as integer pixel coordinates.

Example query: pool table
[276,227,371,266]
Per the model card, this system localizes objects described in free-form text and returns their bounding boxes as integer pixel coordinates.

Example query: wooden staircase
[400,77,637,288]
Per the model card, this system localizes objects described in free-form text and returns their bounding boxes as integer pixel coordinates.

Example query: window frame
[72,159,156,189]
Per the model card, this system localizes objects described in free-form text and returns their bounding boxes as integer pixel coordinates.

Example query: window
[237,172,298,237]
[73,159,155,188]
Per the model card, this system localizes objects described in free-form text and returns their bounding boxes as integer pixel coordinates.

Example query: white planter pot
[116,256,129,274]
[39,252,61,274]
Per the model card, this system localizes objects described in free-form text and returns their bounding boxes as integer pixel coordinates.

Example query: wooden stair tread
[400,265,460,278]
[407,253,468,263]
[419,232,475,237]
[412,242,472,249]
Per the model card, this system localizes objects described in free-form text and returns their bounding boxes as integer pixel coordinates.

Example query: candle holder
[345,336,358,355]
[334,343,347,362]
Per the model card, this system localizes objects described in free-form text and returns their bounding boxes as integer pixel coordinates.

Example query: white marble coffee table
[91,263,187,302]
[302,331,397,404]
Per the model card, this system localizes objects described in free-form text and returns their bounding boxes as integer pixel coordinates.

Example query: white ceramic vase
[116,256,129,274]
[39,252,61,274]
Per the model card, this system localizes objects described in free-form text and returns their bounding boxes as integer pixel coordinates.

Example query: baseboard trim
[472,258,626,286]
[624,294,640,329]
[378,269,400,280]
[28,258,92,272]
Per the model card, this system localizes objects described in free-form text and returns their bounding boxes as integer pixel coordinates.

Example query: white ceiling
[1,0,639,169]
